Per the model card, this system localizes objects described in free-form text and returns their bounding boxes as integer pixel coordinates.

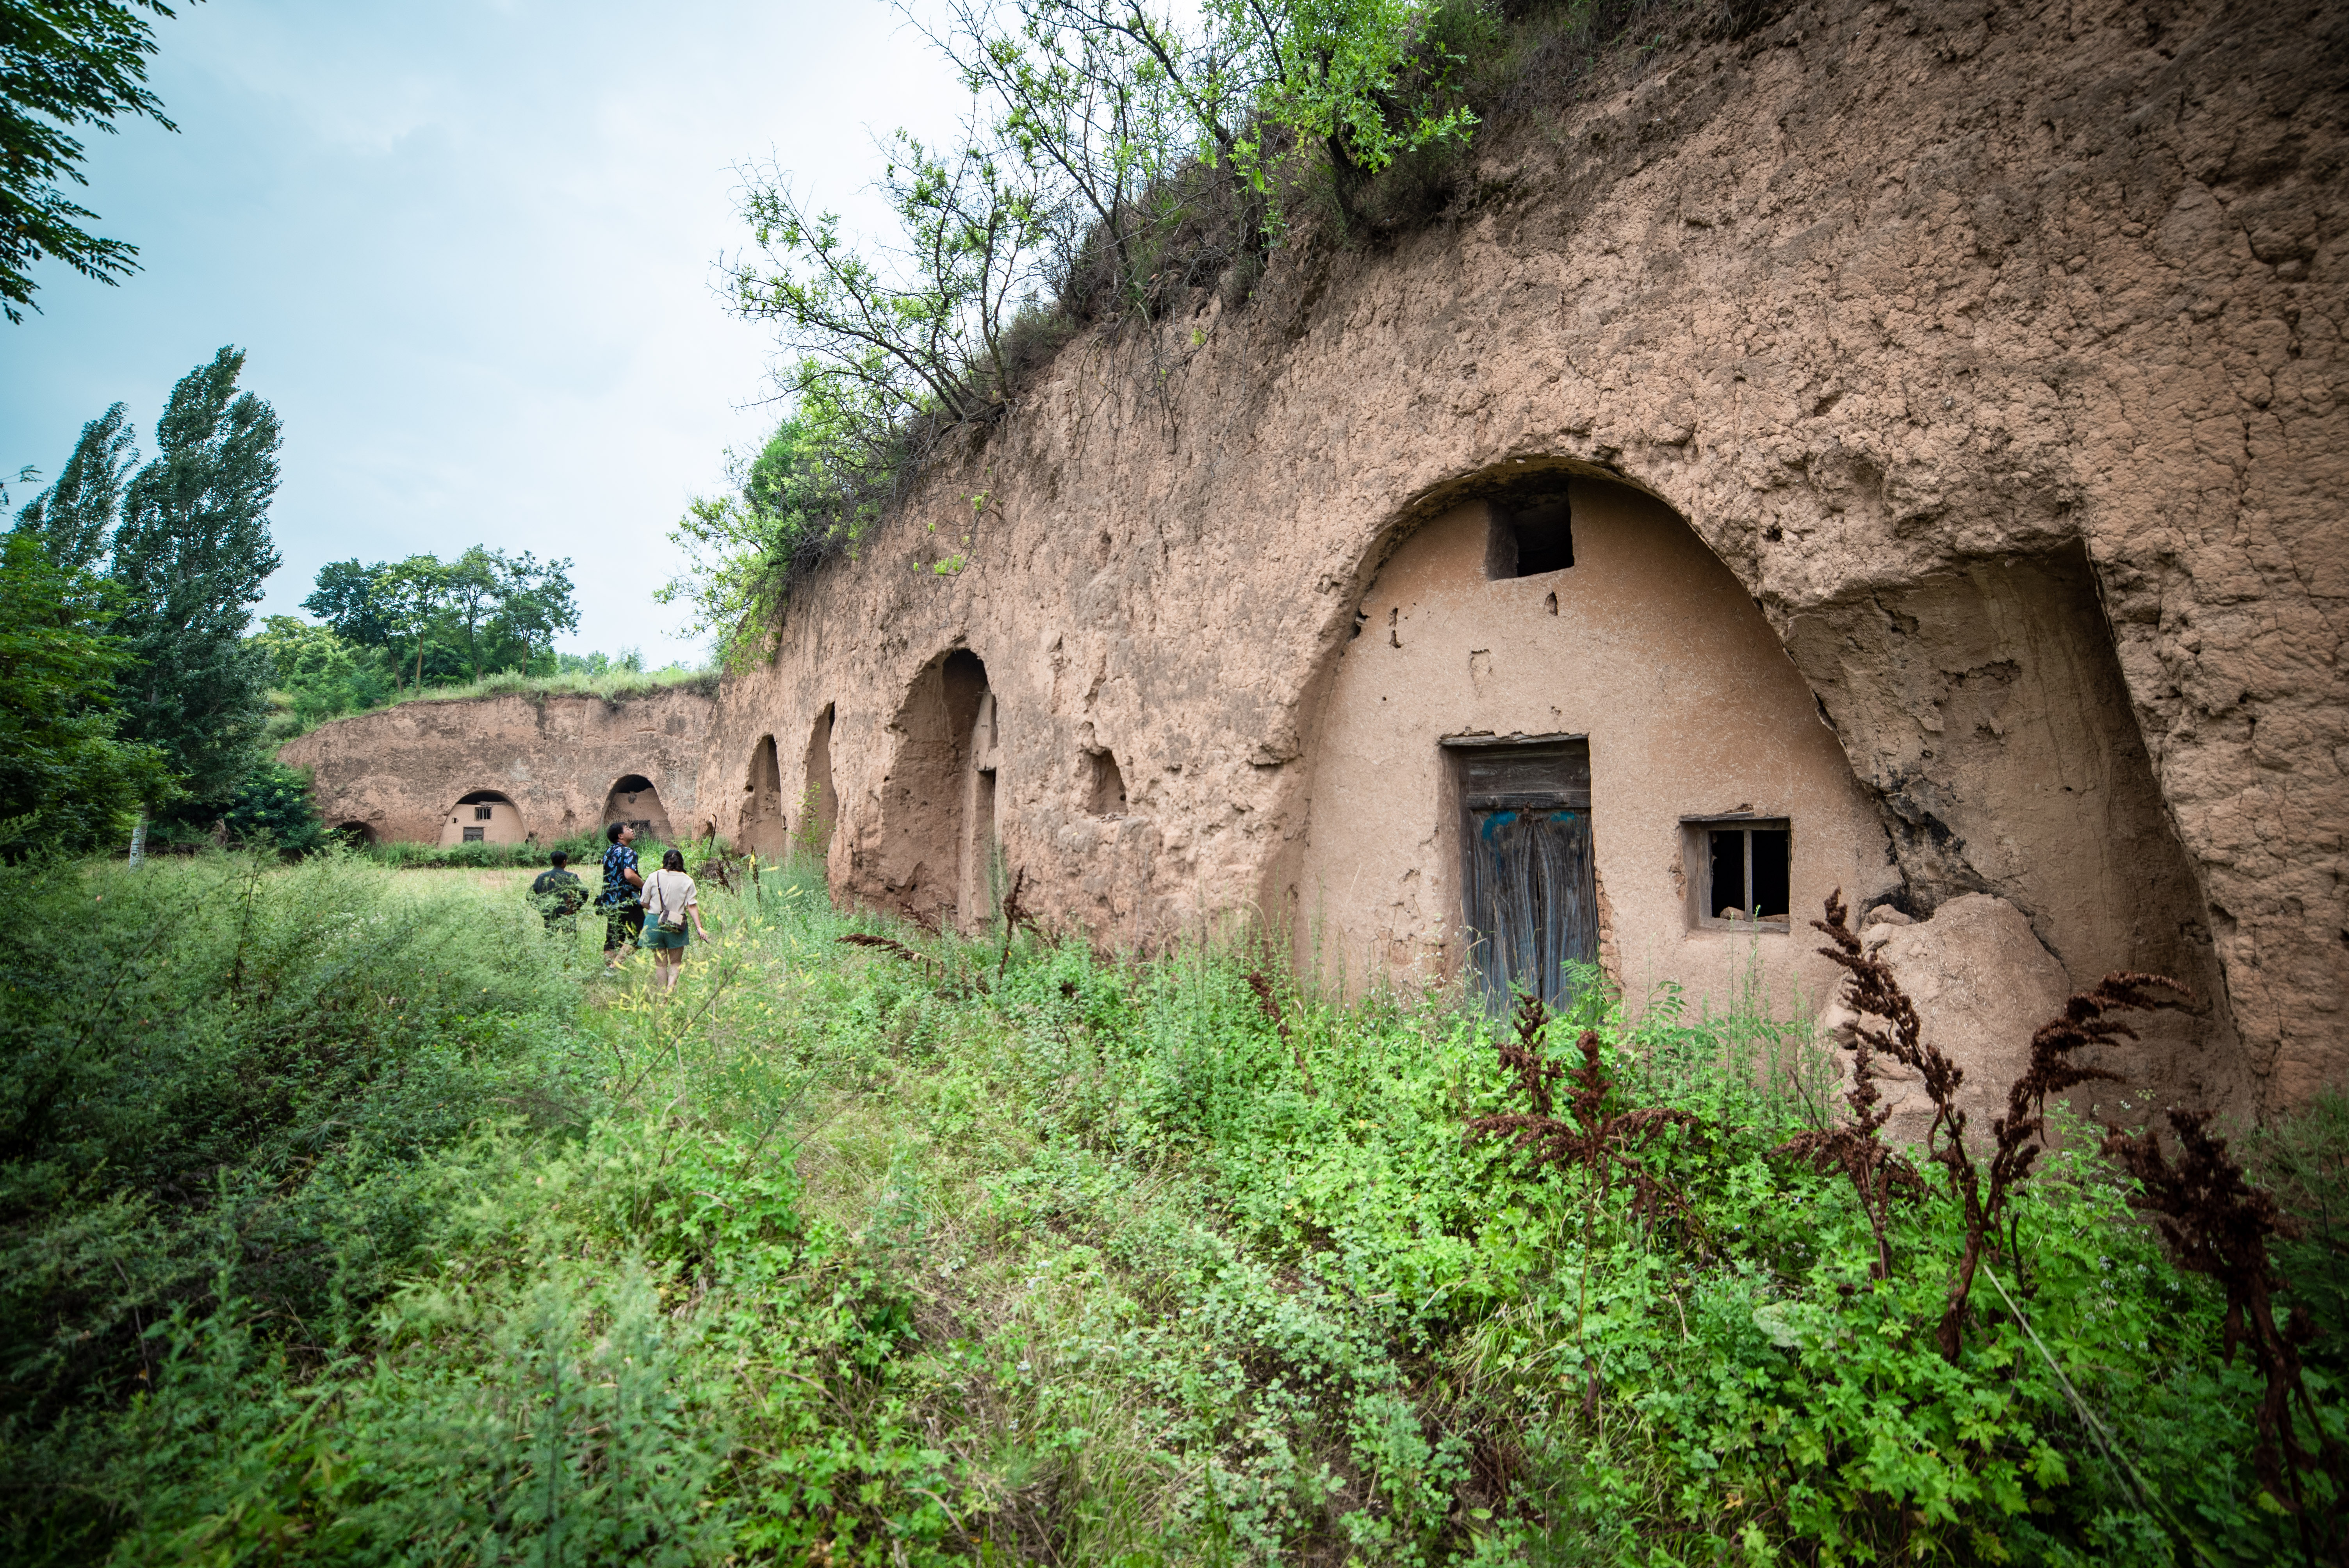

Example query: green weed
[2,853,2336,1563]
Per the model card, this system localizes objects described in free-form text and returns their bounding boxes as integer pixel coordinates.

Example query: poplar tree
[11,401,135,572]
[109,345,281,798]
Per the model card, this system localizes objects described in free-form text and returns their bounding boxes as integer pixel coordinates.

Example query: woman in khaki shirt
[636,848,711,991]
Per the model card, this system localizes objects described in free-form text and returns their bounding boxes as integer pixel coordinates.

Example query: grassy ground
[3,853,2338,1564]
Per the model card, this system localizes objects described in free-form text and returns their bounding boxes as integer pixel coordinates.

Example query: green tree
[215,756,324,852]
[12,400,134,570]
[483,548,577,670]
[0,529,170,852]
[110,345,282,799]
[301,556,395,648]
[248,614,390,732]
[376,553,449,697]
[1,0,200,323]
[440,545,577,681]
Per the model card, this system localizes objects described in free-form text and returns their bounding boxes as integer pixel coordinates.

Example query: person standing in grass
[599,822,644,968]
[636,847,710,992]
[530,849,586,940]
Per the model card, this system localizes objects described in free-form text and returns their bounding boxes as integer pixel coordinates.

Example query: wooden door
[1454,739,1597,1014]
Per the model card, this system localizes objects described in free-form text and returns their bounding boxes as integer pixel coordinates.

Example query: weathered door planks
[1453,738,1598,1014]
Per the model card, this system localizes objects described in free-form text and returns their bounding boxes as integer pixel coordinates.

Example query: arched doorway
[603,774,673,844]
[800,704,839,863]
[1296,470,1892,1012]
[439,789,526,847]
[741,736,787,859]
[875,650,992,929]
[334,820,376,849]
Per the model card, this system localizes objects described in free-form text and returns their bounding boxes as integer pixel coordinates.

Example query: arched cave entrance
[439,789,527,847]
[603,773,673,844]
[1297,467,1892,1016]
[334,820,376,849]
[741,736,787,859]
[801,704,839,862]
[1296,461,2234,1123]
[876,650,995,930]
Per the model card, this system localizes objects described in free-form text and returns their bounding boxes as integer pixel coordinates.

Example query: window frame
[462,825,486,844]
[1681,815,1793,932]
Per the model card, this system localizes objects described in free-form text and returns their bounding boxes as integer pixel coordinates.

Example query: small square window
[462,826,486,843]
[474,805,494,821]
[1485,494,1575,579]
[1684,818,1791,928]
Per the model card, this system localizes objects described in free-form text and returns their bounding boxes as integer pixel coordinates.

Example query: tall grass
[3,853,2335,1563]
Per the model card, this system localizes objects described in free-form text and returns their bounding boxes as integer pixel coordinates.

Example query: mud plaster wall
[1297,482,1898,1018]
[686,0,2344,1119]
[281,690,715,847]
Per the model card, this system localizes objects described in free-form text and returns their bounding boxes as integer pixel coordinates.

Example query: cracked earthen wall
[282,689,715,847]
[692,0,2341,1117]
[287,0,2340,1118]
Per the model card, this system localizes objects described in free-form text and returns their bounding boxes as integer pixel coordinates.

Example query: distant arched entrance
[334,820,376,849]
[741,736,787,859]
[603,774,673,843]
[876,650,995,930]
[439,789,526,847]
[801,704,839,863]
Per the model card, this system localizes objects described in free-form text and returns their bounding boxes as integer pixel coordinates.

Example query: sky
[3,0,967,667]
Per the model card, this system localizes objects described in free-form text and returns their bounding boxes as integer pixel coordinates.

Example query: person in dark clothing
[530,850,586,935]
[599,822,645,966]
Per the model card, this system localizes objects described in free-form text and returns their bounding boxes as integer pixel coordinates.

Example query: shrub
[0,852,595,1558]
[8,857,2342,1563]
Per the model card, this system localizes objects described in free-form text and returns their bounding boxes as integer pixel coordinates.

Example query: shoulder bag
[647,873,688,936]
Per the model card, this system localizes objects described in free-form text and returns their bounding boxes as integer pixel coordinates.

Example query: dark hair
[661,849,684,872]
[606,822,626,844]
[549,850,569,868]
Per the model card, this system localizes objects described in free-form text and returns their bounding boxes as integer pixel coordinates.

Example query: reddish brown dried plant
[838,931,934,972]
[1795,890,2184,1361]
[1933,969,2184,1360]
[1468,992,1697,1423]
[1468,993,1695,1224]
[2105,1108,2347,1540]
[1779,890,1932,1279]
[997,866,1039,984]
[1246,969,1314,1096]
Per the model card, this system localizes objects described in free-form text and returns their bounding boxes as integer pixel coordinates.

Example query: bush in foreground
[1,854,2337,1563]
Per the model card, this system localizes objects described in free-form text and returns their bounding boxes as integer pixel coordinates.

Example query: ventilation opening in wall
[1486,492,1574,579]
[1684,817,1791,927]
[1087,749,1127,816]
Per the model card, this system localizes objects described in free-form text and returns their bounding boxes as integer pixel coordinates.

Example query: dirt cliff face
[282,689,716,848]
[686,0,2341,1117]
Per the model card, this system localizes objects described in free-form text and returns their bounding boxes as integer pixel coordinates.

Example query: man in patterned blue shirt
[599,822,645,968]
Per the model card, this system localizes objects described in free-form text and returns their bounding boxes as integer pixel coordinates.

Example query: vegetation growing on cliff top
[6,848,2341,1563]
[673,0,1700,667]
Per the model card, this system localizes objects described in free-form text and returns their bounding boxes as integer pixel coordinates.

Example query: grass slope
[1,854,2335,1564]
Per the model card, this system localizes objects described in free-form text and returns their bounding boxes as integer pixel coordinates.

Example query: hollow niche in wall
[741,735,787,859]
[1086,748,1127,816]
[603,774,673,843]
[439,789,528,847]
[1295,469,1895,1021]
[800,704,839,864]
[876,650,993,931]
